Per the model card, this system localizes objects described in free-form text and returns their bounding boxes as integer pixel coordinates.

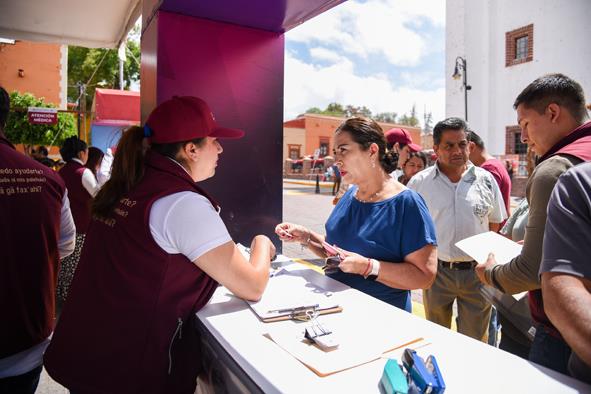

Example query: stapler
[401,349,446,393]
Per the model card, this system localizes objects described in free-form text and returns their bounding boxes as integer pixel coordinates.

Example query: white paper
[247,270,340,321]
[455,231,522,265]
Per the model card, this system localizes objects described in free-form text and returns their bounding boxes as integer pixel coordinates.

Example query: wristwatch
[365,259,380,281]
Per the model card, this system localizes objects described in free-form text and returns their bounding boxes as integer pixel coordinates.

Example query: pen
[267,304,319,314]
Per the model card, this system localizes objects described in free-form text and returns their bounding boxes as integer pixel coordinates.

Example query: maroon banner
[28,107,58,125]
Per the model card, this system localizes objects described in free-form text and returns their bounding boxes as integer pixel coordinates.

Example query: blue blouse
[325,186,437,312]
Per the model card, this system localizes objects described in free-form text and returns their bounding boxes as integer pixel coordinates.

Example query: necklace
[355,188,381,203]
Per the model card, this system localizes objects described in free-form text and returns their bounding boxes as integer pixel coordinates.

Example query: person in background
[277,117,437,312]
[505,160,514,181]
[33,145,56,168]
[476,73,591,374]
[56,137,93,308]
[408,117,506,342]
[466,129,513,345]
[44,96,275,394]
[97,146,115,185]
[398,151,427,185]
[0,86,75,393]
[384,127,422,179]
[467,130,512,218]
[331,162,341,196]
[541,162,591,384]
[85,146,104,180]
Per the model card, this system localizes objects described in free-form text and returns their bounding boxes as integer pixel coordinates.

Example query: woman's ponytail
[92,126,146,218]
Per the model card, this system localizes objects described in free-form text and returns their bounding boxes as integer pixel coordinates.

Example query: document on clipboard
[246,268,342,322]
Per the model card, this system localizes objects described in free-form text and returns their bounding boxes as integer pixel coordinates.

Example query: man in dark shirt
[541,162,591,384]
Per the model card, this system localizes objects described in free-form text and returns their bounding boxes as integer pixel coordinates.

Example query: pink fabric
[481,158,511,217]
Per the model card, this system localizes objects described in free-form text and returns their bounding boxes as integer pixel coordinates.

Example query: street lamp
[452,56,471,121]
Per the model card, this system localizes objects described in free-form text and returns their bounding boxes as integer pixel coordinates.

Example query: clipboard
[246,268,342,322]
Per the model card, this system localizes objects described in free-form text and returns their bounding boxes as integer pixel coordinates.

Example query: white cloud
[287,0,445,67]
[309,47,343,63]
[284,52,445,124]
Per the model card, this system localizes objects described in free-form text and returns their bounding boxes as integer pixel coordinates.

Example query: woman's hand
[335,247,371,276]
[274,222,310,244]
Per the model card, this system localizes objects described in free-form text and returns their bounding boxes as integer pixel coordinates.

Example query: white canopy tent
[0,0,141,48]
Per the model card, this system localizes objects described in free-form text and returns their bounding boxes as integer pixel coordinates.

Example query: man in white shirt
[408,117,506,342]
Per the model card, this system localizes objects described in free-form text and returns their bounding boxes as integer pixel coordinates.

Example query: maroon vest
[58,160,92,233]
[44,151,219,394]
[529,121,591,337]
[0,135,65,358]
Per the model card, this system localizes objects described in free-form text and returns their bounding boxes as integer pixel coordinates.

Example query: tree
[5,91,77,153]
[68,30,141,108]
[423,111,434,132]
[305,107,323,114]
[344,105,372,118]
[374,112,398,123]
[324,102,345,116]
[398,104,420,127]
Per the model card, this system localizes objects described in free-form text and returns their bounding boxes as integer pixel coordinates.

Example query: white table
[196,263,591,393]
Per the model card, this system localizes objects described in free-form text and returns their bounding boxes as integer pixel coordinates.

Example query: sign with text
[28,107,58,125]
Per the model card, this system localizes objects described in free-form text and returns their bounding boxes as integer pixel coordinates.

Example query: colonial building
[446,0,591,188]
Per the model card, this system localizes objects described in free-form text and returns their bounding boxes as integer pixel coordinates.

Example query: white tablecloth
[196,263,591,393]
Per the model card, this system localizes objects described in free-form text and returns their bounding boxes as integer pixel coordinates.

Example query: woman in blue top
[276,117,437,312]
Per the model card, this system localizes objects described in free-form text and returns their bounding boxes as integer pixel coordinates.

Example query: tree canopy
[68,35,140,108]
[5,91,77,151]
[304,102,422,127]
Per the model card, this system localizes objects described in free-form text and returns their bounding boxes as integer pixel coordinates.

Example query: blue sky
[284,0,446,126]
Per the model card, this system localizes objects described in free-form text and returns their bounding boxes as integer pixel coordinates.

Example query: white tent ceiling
[0,0,141,48]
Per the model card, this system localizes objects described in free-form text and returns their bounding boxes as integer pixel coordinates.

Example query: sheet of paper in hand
[455,231,522,265]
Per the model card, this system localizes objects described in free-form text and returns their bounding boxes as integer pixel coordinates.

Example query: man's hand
[475,252,496,284]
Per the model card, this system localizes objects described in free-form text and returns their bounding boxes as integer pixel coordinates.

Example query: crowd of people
[1,72,590,393]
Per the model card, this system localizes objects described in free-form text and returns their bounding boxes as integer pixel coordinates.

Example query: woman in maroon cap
[44,96,275,394]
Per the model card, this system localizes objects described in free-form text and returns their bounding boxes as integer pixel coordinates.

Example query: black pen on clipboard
[267,304,319,314]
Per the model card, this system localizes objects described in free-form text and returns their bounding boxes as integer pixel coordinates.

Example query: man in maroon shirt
[467,130,511,218]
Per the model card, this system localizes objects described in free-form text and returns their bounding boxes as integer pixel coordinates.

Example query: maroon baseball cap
[385,127,422,152]
[145,96,244,144]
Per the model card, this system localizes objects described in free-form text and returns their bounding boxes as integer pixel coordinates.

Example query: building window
[288,144,301,160]
[515,36,528,60]
[514,132,528,154]
[319,138,330,157]
[506,24,533,67]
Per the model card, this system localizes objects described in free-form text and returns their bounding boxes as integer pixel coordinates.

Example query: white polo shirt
[407,162,507,262]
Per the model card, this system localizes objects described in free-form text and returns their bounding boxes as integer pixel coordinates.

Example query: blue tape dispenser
[401,348,446,393]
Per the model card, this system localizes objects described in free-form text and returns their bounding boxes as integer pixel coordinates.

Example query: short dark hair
[335,117,398,173]
[466,130,485,149]
[514,73,589,123]
[0,86,9,130]
[37,145,49,157]
[60,136,88,162]
[405,150,427,167]
[433,117,467,145]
